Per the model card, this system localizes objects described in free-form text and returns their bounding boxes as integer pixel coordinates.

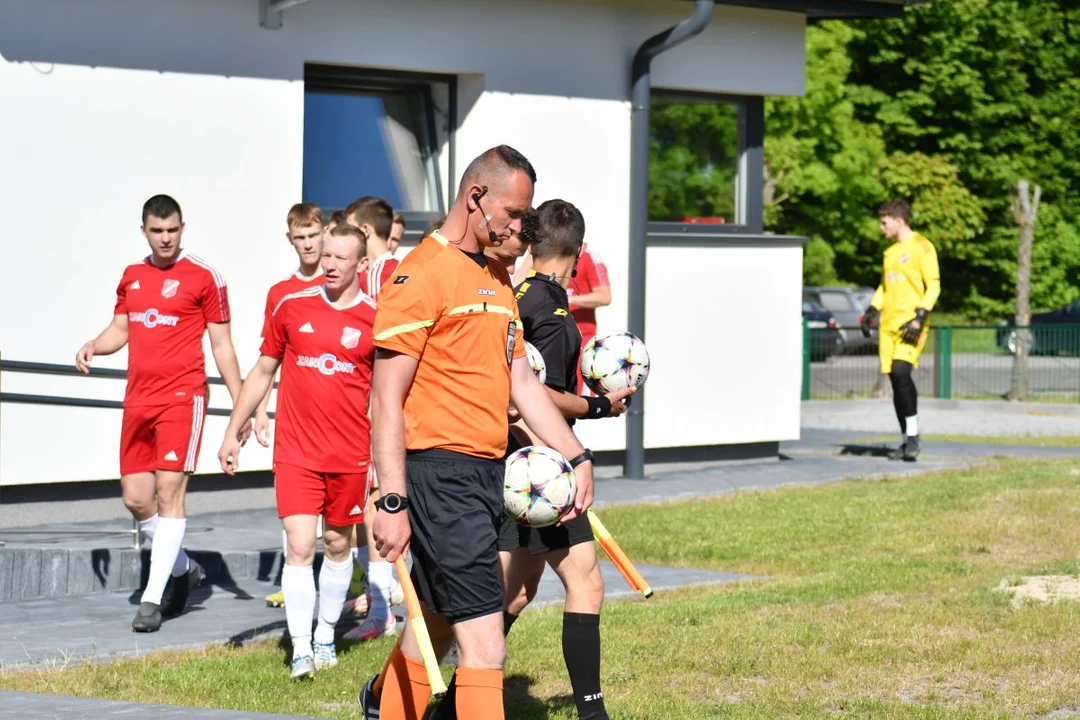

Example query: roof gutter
[625,0,714,479]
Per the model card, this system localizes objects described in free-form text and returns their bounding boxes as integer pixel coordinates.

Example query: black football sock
[563,612,608,720]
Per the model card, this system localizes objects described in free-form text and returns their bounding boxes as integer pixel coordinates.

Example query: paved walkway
[2,413,1076,717]
[0,692,326,720]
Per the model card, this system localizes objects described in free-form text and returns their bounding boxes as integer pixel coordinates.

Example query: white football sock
[368,560,394,620]
[282,564,316,658]
[314,557,352,645]
[138,514,192,577]
[141,517,186,605]
[906,415,919,438]
[138,514,159,541]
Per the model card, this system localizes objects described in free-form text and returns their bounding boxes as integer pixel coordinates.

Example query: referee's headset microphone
[471,186,499,245]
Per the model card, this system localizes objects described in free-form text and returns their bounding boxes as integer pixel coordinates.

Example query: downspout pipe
[625,0,714,479]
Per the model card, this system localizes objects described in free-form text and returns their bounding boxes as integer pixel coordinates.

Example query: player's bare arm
[207,321,253,443]
[510,356,594,518]
[543,383,634,419]
[218,354,281,474]
[75,314,129,373]
[568,285,611,310]
[370,348,418,563]
[253,370,277,447]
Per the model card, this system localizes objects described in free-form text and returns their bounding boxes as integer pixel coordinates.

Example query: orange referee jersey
[373,231,526,460]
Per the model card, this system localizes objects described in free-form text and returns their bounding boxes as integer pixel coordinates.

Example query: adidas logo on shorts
[348,505,362,516]
[164,450,179,462]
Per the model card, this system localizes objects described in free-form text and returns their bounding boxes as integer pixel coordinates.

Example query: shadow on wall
[0,0,804,100]
[0,0,630,99]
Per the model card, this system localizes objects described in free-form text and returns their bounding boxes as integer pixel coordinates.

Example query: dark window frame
[303,64,457,239]
[647,90,765,237]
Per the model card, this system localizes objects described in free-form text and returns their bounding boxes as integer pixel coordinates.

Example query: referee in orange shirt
[359,146,594,720]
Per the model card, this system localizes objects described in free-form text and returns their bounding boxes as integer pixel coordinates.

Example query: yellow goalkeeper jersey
[870,232,941,332]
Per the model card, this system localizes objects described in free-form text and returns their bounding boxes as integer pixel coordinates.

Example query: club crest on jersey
[341,326,362,350]
[478,288,496,297]
[161,279,180,298]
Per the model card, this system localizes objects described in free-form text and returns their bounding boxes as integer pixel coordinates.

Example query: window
[647,92,763,233]
[303,65,454,216]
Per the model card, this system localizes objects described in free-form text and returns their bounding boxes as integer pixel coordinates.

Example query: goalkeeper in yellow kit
[860,199,941,461]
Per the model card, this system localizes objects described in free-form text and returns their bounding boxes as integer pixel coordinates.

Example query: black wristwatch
[375,493,410,514]
[567,449,595,469]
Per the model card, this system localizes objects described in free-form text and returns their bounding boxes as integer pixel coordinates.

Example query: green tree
[764,21,885,287]
[648,102,739,221]
[845,0,1080,317]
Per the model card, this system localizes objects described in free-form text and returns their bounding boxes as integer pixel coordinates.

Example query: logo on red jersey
[341,326,362,350]
[297,353,356,376]
[129,308,180,328]
[161,279,180,298]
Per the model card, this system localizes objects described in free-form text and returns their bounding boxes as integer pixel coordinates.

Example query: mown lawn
[4,458,1080,718]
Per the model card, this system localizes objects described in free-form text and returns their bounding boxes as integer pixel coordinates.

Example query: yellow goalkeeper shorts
[879,325,929,374]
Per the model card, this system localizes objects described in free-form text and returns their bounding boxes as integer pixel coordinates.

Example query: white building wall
[0,0,806,485]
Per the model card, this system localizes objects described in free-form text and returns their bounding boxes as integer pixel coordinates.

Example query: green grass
[6,458,1080,718]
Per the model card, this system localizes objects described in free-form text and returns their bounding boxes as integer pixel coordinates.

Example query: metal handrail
[0,358,269,549]
[0,359,275,418]
[0,359,227,385]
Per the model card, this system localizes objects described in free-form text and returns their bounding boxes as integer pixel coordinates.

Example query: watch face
[384,494,401,511]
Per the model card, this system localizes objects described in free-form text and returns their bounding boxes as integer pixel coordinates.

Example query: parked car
[802,298,842,362]
[996,298,1080,355]
[803,286,878,355]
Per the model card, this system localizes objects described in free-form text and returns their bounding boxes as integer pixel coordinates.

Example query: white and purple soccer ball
[503,445,576,528]
[580,331,651,395]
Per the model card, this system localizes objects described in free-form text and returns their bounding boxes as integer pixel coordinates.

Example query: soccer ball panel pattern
[503,445,576,528]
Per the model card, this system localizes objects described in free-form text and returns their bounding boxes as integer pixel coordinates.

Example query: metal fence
[802,323,1080,403]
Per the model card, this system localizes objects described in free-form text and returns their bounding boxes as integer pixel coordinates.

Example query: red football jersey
[114,251,230,407]
[261,285,377,473]
[359,253,400,302]
[568,245,609,338]
[259,269,324,342]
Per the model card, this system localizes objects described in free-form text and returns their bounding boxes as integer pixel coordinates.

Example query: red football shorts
[119,396,207,476]
[367,463,379,493]
[274,461,370,527]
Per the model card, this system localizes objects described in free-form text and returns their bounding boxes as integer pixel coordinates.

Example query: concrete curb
[0,547,287,603]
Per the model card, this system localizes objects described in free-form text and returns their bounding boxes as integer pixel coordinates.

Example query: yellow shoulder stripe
[374,319,436,341]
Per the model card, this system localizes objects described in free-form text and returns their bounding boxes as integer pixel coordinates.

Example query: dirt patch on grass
[995,575,1080,608]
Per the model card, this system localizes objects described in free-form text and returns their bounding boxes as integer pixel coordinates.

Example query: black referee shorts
[405,449,504,625]
[497,511,594,556]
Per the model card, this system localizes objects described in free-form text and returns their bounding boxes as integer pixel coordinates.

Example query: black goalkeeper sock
[563,612,608,720]
[429,612,519,720]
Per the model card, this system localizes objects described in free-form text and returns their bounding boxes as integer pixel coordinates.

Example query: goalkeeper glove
[860,306,880,338]
[899,308,929,345]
